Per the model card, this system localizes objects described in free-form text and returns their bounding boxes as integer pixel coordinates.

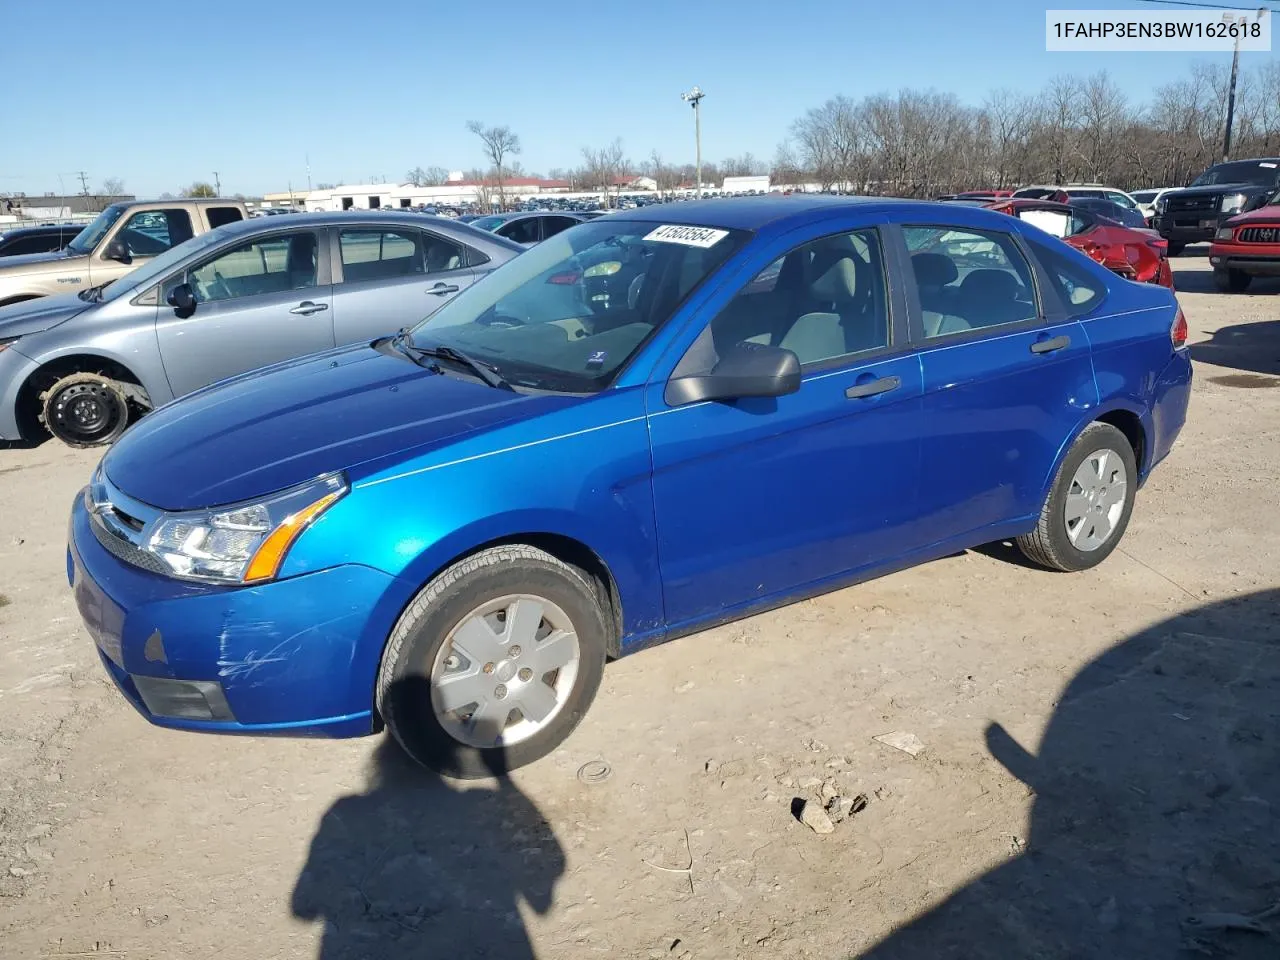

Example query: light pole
[1221,8,1268,162]
[681,86,705,198]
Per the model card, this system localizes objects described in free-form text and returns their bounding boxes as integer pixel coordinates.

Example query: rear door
[329,225,475,344]
[155,227,334,397]
[899,222,1098,546]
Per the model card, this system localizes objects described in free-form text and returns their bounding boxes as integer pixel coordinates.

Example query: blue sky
[3,0,1269,197]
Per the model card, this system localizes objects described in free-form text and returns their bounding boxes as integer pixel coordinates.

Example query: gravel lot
[1,254,1277,960]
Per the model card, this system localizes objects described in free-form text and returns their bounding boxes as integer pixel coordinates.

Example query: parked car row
[61,194,1192,776]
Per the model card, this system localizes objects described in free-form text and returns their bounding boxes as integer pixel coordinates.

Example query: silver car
[0,212,523,447]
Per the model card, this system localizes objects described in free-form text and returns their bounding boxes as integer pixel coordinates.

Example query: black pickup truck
[1155,158,1280,254]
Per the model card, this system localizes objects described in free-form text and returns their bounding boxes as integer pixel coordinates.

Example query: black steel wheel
[40,373,130,447]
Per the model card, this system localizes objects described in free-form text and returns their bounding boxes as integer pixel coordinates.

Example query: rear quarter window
[1025,235,1106,317]
[207,206,244,228]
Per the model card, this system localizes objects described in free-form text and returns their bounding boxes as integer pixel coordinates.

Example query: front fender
[13,326,174,409]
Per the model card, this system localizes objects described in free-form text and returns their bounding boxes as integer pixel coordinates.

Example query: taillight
[546,271,581,285]
[1171,307,1188,349]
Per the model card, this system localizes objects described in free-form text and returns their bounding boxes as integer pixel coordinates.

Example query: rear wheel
[1213,268,1252,293]
[39,373,130,448]
[377,545,608,778]
[1016,422,1137,572]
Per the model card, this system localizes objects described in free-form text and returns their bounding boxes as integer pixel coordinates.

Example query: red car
[943,197,1173,288]
[1208,205,1280,292]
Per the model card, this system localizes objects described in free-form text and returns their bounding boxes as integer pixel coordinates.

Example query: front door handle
[845,375,901,399]
[289,301,329,316]
[427,283,460,296]
[1030,335,1071,354]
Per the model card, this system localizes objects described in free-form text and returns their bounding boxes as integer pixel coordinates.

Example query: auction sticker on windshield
[644,224,730,248]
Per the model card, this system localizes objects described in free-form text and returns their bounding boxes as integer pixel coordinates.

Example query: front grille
[1239,226,1280,243]
[90,516,169,575]
[1167,195,1217,214]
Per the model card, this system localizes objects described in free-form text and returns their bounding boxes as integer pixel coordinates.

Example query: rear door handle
[1030,335,1071,354]
[845,375,901,399]
[289,301,329,316]
[428,283,460,296]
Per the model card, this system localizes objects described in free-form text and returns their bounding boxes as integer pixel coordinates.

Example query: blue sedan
[67,196,1192,777]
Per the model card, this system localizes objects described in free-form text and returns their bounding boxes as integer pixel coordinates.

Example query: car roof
[206,210,526,251]
[0,223,82,235]
[606,194,936,231]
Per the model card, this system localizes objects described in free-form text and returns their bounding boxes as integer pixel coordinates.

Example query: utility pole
[76,170,89,196]
[212,171,221,197]
[681,86,705,198]
[306,153,312,191]
[1222,8,1268,163]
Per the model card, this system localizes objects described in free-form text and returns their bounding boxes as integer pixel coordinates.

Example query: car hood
[102,344,560,511]
[0,293,92,340]
[1175,183,1269,197]
[0,248,79,272]
[1224,205,1280,225]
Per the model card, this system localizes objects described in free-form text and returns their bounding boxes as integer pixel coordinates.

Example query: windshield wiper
[390,329,512,391]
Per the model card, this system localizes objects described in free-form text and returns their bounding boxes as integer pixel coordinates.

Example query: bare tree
[581,138,628,207]
[721,152,768,178]
[405,167,427,186]
[466,122,521,210]
[100,177,126,198]
[424,166,450,186]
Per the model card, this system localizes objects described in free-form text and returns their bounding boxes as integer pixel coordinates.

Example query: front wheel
[1213,268,1252,293]
[1016,422,1138,572]
[40,372,130,447]
[377,545,608,778]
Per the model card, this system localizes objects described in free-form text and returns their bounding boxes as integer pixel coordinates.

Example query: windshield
[1191,160,1280,188]
[470,216,506,231]
[410,219,748,392]
[99,226,229,303]
[1130,191,1157,203]
[66,204,127,254]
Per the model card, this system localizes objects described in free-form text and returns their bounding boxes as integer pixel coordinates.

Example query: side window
[1025,236,1105,317]
[500,218,541,245]
[340,229,423,282]
[207,206,244,228]
[421,231,465,273]
[117,209,194,257]
[672,228,889,376]
[542,216,578,239]
[903,226,1038,339]
[1107,191,1137,210]
[4,234,62,256]
[186,231,318,303]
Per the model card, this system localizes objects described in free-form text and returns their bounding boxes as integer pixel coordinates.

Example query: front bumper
[69,491,414,737]
[1156,218,1219,244]
[1208,249,1280,276]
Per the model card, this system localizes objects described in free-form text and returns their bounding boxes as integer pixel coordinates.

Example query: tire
[376,545,608,779]
[1213,268,1252,293]
[1166,242,1185,256]
[1016,422,1138,573]
[40,372,131,448]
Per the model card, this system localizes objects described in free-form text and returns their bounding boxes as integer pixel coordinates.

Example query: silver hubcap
[430,594,580,749]
[1065,448,1128,552]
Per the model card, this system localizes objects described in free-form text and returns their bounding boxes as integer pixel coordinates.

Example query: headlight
[1155,196,1169,213]
[1215,226,1235,240]
[144,473,347,583]
[1220,192,1248,214]
[583,260,622,278]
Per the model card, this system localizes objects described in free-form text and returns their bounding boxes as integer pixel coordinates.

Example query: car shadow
[1172,267,1280,296]
[969,539,1047,570]
[857,588,1280,959]
[291,691,564,959]
[1189,320,1280,379]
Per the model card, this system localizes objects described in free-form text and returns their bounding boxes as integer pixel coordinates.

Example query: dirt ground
[1,254,1277,960]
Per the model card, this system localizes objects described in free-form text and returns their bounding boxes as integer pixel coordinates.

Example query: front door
[330,225,476,344]
[900,223,1099,545]
[648,225,925,628]
[155,228,335,397]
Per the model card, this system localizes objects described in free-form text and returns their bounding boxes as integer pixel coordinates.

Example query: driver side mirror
[167,282,197,319]
[104,239,131,263]
[665,341,802,407]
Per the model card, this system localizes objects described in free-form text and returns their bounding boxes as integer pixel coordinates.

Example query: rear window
[207,206,244,228]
